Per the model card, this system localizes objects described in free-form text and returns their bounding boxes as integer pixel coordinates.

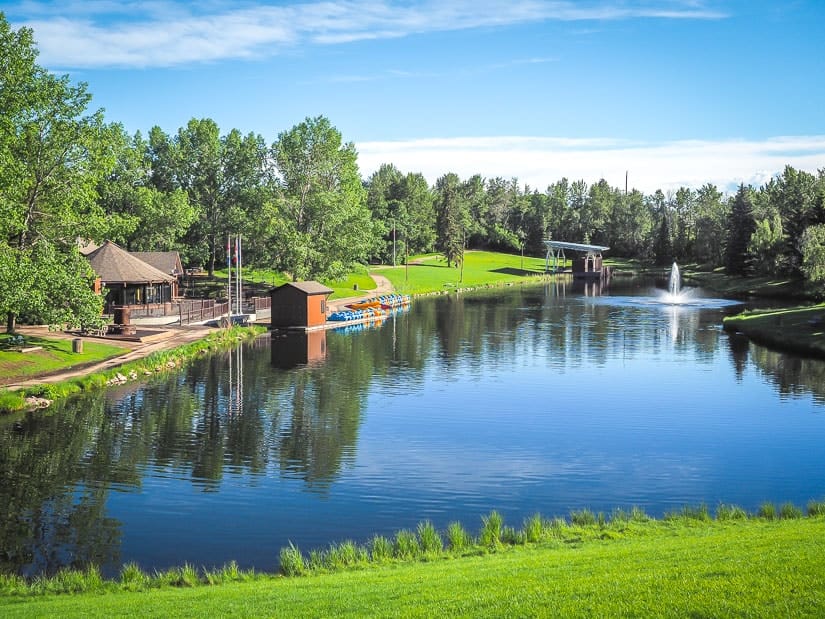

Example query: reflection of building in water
[271,330,328,369]
[571,278,605,297]
[228,343,243,416]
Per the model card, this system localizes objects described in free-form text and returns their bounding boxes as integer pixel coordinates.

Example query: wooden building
[270,281,334,329]
[131,251,184,297]
[85,241,177,312]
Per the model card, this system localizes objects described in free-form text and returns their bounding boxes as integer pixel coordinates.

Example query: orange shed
[270,281,333,329]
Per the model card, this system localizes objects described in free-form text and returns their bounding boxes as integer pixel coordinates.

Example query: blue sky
[4,0,824,193]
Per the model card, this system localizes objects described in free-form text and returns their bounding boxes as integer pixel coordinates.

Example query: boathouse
[544,241,609,278]
[270,281,334,329]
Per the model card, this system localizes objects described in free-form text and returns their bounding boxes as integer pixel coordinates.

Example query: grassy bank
[2,505,824,617]
[0,326,266,414]
[0,334,126,384]
[723,303,825,358]
[377,251,554,295]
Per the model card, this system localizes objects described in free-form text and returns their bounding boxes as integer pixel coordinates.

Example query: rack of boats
[328,294,411,322]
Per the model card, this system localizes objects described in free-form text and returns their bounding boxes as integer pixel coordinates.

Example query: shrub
[0,390,26,414]
[279,542,306,576]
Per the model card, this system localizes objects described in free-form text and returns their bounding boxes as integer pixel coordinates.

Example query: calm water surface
[2,278,825,576]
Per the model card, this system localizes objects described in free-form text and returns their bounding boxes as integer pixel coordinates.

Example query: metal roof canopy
[543,241,609,253]
[544,240,609,272]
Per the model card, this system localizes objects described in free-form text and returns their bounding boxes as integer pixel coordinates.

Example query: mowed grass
[0,334,127,384]
[378,251,555,295]
[724,303,825,358]
[214,267,376,300]
[2,517,823,618]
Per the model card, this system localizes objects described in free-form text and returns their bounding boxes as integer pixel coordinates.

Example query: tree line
[2,13,824,330]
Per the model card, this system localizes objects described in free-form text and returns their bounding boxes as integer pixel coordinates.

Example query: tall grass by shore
[3,499,824,598]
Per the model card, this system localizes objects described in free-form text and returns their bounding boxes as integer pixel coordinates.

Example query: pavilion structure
[544,240,610,278]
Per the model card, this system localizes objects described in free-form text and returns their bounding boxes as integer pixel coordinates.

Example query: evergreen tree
[653,205,673,266]
[725,184,756,275]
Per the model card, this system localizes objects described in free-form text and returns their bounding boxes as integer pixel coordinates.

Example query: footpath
[3,273,396,391]
[2,324,214,390]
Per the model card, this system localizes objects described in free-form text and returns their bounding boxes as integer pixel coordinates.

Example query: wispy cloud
[7,1,728,69]
[356,135,825,194]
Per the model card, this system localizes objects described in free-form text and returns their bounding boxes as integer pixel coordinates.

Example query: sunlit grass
[376,250,556,295]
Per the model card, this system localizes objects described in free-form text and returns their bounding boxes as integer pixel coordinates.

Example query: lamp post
[392,219,396,267]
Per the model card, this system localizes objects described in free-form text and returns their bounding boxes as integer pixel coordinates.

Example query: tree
[365,163,404,263]
[693,183,728,266]
[434,173,467,268]
[652,202,673,266]
[748,213,784,275]
[0,15,107,331]
[97,125,194,252]
[725,184,756,276]
[398,172,435,255]
[272,116,372,281]
[800,224,825,283]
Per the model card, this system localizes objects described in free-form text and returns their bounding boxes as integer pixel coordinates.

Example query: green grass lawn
[724,303,825,358]
[2,517,823,618]
[376,250,554,295]
[213,267,376,300]
[0,334,127,384]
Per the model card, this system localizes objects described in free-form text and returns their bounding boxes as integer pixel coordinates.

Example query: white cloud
[10,0,727,69]
[356,135,825,194]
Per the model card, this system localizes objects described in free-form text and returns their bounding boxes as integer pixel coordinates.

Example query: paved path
[327,273,394,311]
[3,325,215,390]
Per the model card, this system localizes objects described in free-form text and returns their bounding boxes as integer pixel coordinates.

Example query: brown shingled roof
[131,251,183,276]
[273,281,334,295]
[86,241,176,285]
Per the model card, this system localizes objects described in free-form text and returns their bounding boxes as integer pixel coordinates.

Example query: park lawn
[214,267,376,300]
[0,335,128,384]
[376,250,553,295]
[723,303,825,358]
[2,517,823,618]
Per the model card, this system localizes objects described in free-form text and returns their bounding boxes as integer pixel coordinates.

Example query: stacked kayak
[329,294,412,322]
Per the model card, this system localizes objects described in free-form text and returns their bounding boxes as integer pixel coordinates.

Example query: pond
[2,277,825,577]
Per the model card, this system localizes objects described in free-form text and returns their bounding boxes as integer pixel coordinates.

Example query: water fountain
[581,261,741,309]
[661,262,689,304]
